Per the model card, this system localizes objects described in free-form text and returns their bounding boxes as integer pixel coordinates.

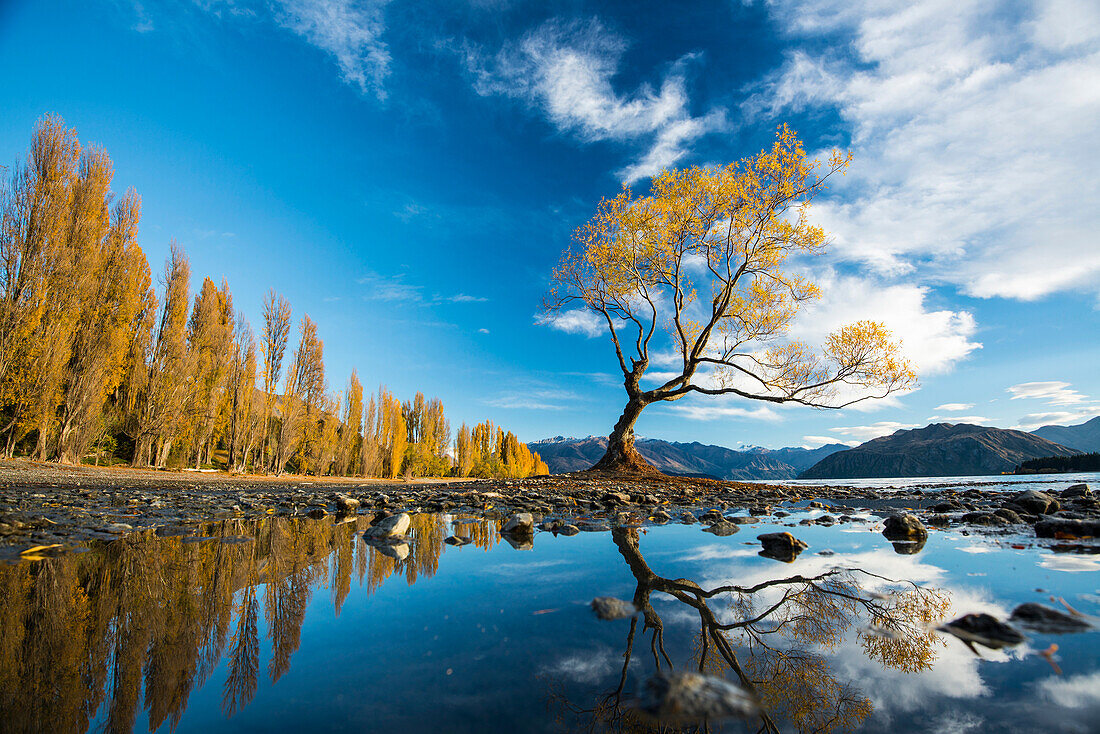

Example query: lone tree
[545,126,916,473]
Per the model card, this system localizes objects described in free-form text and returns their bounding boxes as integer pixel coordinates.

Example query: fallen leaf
[20,544,62,555]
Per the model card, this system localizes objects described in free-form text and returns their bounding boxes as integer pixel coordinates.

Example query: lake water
[1,496,1098,733]
[757,471,1100,493]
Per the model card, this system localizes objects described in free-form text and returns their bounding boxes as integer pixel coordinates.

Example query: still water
[1,506,1097,733]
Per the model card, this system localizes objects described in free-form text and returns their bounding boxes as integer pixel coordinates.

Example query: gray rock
[938,613,1025,652]
[364,512,410,538]
[1034,517,1100,538]
[635,672,758,723]
[306,507,327,520]
[106,522,133,533]
[1009,603,1092,634]
[961,511,1010,526]
[590,597,636,620]
[558,524,580,536]
[993,508,1023,524]
[703,521,740,537]
[882,513,929,541]
[444,535,470,546]
[1009,490,1060,515]
[1062,483,1092,499]
[502,512,534,536]
[757,532,808,562]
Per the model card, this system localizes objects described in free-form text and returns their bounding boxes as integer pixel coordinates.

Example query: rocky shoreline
[0,460,1095,558]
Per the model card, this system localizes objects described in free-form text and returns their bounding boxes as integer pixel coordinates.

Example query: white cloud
[464,18,725,183]
[803,434,860,447]
[789,272,981,376]
[751,0,1100,300]
[1040,670,1100,708]
[927,415,990,424]
[661,401,780,421]
[1006,381,1089,405]
[534,308,604,337]
[828,421,919,442]
[272,0,392,100]
[477,327,490,334]
[935,403,975,412]
[1013,408,1100,431]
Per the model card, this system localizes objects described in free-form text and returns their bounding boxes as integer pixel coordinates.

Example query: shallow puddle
[0,510,1097,733]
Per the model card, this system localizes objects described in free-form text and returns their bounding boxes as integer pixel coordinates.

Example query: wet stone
[757,532,808,563]
[883,513,929,541]
[939,613,1025,651]
[590,596,636,620]
[1009,603,1092,634]
[635,672,758,723]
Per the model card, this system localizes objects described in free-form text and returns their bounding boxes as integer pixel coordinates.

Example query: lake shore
[0,459,1095,555]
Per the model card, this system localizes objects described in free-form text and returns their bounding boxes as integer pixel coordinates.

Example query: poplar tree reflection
[0,513,470,734]
[549,527,949,734]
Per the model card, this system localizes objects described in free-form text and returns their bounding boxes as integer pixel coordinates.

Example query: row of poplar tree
[0,115,549,479]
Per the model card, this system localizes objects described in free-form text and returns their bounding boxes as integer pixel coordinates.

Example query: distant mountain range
[530,436,847,480]
[532,415,1100,480]
[1031,416,1100,453]
[798,423,1079,479]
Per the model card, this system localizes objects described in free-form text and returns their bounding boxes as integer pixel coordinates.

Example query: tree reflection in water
[548,527,950,734]
[0,513,498,734]
[0,517,949,734]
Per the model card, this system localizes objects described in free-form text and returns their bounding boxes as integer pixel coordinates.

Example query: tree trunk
[590,398,658,474]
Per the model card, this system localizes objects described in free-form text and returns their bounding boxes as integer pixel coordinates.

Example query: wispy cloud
[662,402,780,422]
[477,327,490,334]
[1014,409,1100,431]
[1007,381,1089,406]
[935,403,975,412]
[825,421,920,443]
[485,388,577,411]
[272,0,392,100]
[439,293,489,303]
[462,18,725,183]
[926,415,990,424]
[188,0,392,99]
[357,270,422,302]
[535,309,604,338]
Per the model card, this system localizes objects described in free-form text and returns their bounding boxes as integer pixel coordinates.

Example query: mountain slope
[530,436,847,480]
[1031,416,1100,452]
[799,423,1079,479]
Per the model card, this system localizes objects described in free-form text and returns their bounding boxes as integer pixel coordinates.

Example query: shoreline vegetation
[1015,453,1100,474]
[0,116,547,481]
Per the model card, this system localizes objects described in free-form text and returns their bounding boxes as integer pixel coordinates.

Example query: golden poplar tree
[131,243,191,467]
[259,290,291,471]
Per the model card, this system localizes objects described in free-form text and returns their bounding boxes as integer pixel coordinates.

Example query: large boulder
[364,512,410,538]
[501,512,534,536]
[1033,517,1100,538]
[1062,483,1092,499]
[1009,490,1060,515]
[882,513,929,541]
[757,532,808,562]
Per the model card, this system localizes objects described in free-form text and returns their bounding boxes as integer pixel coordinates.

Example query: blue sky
[1,0,1098,449]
